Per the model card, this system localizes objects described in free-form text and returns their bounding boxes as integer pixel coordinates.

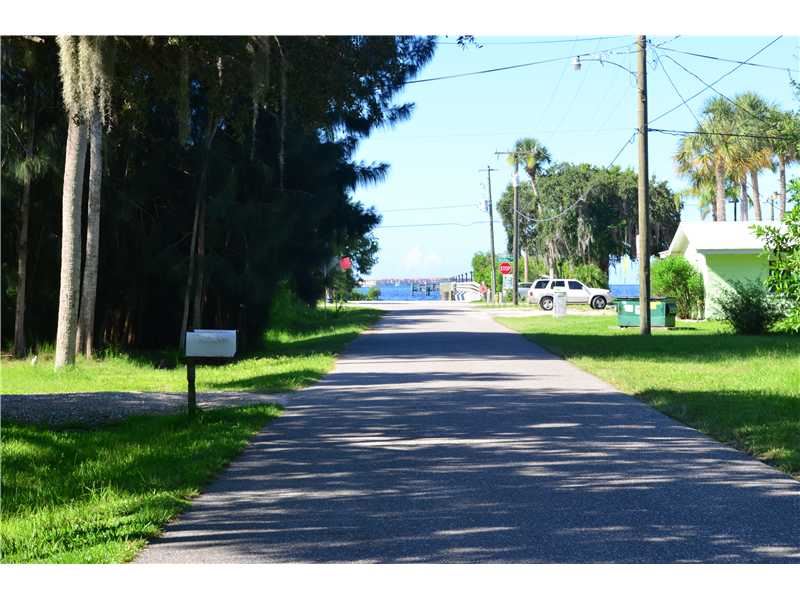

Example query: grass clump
[1,404,281,563]
[497,315,800,476]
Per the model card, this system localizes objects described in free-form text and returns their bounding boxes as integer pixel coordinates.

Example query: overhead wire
[651,48,701,127]
[405,41,636,85]
[653,44,799,73]
[649,36,783,124]
[649,128,796,142]
[436,35,629,46]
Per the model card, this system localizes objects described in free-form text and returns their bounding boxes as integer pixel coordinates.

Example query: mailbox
[185,329,237,358]
[183,329,237,416]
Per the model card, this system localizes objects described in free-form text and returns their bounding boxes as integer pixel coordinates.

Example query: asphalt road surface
[137,302,800,563]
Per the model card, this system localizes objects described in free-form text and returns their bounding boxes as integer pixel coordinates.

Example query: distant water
[355,284,439,301]
[610,284,639,298]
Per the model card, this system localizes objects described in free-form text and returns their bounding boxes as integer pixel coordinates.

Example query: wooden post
[187,357,197,416]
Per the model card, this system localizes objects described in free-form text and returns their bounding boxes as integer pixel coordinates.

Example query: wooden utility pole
[512,159,520,306]
[482,166,499,303]
[637,35,651,335]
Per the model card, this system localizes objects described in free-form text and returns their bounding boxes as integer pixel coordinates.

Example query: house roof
[665,221,780,256]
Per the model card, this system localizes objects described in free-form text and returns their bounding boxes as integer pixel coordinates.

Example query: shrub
[716,279,782,335]
[561,263,608,288]
[753,201,800,333]
[367,286,381,300]
[651,255,704,319]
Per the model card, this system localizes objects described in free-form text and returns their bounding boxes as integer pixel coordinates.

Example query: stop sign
[499,261,512,275]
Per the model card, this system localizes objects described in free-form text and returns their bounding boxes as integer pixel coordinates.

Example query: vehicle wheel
[540,296,554,311]
[591,296,607,310]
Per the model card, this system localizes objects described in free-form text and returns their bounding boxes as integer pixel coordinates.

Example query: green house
[661,221,776,319]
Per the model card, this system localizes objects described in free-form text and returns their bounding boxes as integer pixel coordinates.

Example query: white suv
[527,278,614,310]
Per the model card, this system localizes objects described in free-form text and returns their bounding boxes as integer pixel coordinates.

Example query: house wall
[703,252,769,318]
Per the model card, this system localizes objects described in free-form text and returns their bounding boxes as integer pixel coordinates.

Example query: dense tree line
[1,36,436,361]
[496,138,681,277]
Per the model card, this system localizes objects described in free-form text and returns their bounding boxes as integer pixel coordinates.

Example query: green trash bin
[616,296,677,328]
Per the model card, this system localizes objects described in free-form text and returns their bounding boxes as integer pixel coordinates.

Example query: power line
[380,203,476,212]
[661,54,776,128]
[436,35,629,47]
[405,42,636,85]
[375,220,501,229]
[649,36,783,124]
[653,44,799,73]
[649,127,796,142]
[652,48,701,127]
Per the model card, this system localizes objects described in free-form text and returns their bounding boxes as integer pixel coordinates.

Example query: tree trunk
[192,195,206,328]
[739,178,748,222]
[54,115,88,368]
[714,161,726,221]
[749,168,762,221]
[14,99,36,358]
[77,111,103,357]
[179,119,219,350]
[14,164,32,358]
[778,156,786,220]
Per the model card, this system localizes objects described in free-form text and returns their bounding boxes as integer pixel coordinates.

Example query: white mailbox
[185,329,237,358]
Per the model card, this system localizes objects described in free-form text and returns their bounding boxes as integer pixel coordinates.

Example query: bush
[651,255,704,319]
[367,286,381,300]
[716,279,782,335]
[754,201,800,333]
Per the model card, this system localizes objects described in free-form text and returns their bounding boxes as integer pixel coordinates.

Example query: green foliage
[1,36,433,352]
[367,286,381,300]
[471,251,499,288]
[497,163,680,275]
[754,200,800,333]
[651,255,705,319]
[716,280,782,335]
[560,263,607,288]
[499,315,800,476]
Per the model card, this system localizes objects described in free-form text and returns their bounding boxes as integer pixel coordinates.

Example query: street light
[575,36,651,335]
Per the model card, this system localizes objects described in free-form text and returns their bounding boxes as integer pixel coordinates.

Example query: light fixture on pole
[572,56,582,71]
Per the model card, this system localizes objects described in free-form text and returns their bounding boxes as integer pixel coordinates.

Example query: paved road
[137,302,800,563]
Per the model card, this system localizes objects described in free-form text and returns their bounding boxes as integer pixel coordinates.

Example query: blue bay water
[355,284,440,301]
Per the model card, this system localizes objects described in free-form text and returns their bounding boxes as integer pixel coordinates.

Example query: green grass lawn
[1,303,380,563]
[1,405,281,563]
[497,315,800,476]
[1,305,382,394]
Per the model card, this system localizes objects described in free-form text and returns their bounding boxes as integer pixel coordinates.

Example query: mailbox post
[184,329,237,416]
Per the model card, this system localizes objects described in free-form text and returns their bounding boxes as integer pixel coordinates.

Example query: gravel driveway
[2,391,282,427]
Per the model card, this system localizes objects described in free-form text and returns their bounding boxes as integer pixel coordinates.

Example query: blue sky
[352,35,800,279]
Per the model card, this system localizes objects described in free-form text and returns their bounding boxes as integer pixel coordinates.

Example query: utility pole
[481,166,499,303]
[637,34,651,336]
[512,159,520,306]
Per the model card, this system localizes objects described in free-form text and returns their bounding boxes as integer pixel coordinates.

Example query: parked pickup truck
[527,278,614,310]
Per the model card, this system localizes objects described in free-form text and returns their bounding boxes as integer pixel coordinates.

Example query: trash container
[616,296,677,328]
[553,290,567,318]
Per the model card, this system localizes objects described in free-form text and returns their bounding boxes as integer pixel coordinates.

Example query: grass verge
[497,315,800,476]
[1,405,281,563]
[1,305,381,394]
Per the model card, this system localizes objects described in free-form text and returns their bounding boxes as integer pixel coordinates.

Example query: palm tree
[509,137,551,195]
[675,129,723,220]
[507,138,550,281]
[768,107,800,219]
[733,92,775,221]
[54,36,111,367]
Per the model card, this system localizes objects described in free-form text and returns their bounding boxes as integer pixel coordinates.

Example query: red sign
[339,256,352,270]
[499,262,512,275]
